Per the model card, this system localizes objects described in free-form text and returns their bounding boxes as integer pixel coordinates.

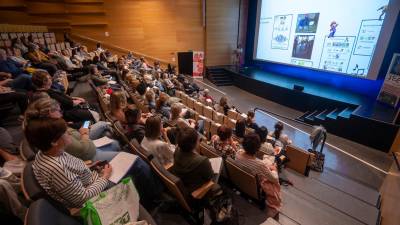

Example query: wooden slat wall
[205,0,240,66]
[70,0,204,63]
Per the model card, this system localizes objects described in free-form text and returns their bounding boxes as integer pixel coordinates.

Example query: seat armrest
[191,180,214,199]
[164,162,173,170]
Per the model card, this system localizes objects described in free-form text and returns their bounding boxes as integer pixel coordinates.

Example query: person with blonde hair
[144,89,156,112]
[109,90,127,123]
[24,98,120,161]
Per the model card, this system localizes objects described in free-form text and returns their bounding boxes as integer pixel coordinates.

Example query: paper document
[209,157,222,174]
[92,136,114,148]
[108,152,138,183]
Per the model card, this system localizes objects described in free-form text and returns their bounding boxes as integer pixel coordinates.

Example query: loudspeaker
[293,84,304,92]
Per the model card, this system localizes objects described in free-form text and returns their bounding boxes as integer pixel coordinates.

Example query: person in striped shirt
[235,133,281,219]
[25,116,112,208]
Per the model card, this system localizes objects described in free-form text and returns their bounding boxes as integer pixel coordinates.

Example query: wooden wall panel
[69,0,204,63]
[205,0,240,66]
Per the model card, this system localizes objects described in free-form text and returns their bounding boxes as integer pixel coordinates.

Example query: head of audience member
[145,89,155,103]
[162,73,169,80]
[61,49,69,57]
[125,107,142,125]
[156,92,169,110]
[247,111,255,124]
[217,125,233,142]
[170,103,183,121]
[256,126,269,143]
[121,69,130,80]
[96,43,102,49]
[242,133,261,156]
[89,64,99,75]
[219,96,228,107]
[110,91,127,112]
[273,121,284,139]
[145,116,162,140]
[92,56,100,64]
[0,49,7,61]
[177,127,199,153]
[25,98,62,124]
[24,116,69,154]
[30,91,50,102]
[13,48,22,57]
[235,118,246,138]
[27,35,34,43]
[32,70,52,90]
[28,43,40,53]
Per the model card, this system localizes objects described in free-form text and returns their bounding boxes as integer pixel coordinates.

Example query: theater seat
[20,138,36,161]
[225,158,265,208]
[25,199,81,225]
[21,161,45,201]
[199,142,221,158]
[285,145,311,176]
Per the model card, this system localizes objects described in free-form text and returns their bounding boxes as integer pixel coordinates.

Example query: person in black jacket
[31,70,95,125]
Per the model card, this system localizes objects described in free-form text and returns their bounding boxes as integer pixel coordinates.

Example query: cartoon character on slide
[377,5,388,20]
[328,21,338,38]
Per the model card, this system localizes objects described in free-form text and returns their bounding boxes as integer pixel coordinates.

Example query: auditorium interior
[0,0,399,225]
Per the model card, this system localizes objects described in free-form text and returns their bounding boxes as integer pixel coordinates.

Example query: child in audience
[211,125,240,158]
[156,92,171,119]
[270,121,292,147]
[246,111,260,132]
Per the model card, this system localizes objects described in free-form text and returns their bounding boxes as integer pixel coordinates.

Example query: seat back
[227,109,239,120]
[285,145,311,176]
[149,159,192,212]
[112,122,130,146]
[21,161,45,201]
[210,122,221,137]
[25,199,81,225]
[199,142,221,158]
[186,97,195,109]
[20,138,36,161]
[194,101,203,115]
[203,106,213,119]
[212,111,224,124]
[130,139,153,164]
[225,158,263,201]
[224,117,236,129]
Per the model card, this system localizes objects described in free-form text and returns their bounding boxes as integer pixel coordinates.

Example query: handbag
[80,177,140,225]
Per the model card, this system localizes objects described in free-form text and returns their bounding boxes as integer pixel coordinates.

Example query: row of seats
[88,79,216,224]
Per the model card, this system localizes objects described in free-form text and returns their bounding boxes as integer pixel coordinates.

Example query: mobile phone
[82,121,91,129]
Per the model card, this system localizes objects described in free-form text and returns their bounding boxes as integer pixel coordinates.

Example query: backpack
[208,192,239,225]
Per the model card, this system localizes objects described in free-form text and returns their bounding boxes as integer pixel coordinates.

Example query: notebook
[108,152,138,183]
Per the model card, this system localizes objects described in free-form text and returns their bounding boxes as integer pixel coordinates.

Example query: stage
[207,66,399,152]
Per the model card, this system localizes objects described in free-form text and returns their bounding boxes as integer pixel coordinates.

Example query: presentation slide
[254,0,390,78]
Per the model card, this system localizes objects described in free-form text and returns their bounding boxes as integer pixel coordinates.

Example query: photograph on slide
[295,13,320,33]
[292,35,315,59]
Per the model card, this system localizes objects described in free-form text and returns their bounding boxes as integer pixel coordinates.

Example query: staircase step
[305,110,320,121]
[338,107,354,119]
[281,187,365,225]
[283,170,380,225]
[297,111,310,122]
[326,108,340,119]
[309,169,381,207]
[315,109,329,120]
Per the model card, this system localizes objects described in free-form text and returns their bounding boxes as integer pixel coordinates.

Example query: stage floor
[223,66,398,124]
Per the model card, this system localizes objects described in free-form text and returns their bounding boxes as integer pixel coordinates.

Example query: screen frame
[252,0,399,80]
